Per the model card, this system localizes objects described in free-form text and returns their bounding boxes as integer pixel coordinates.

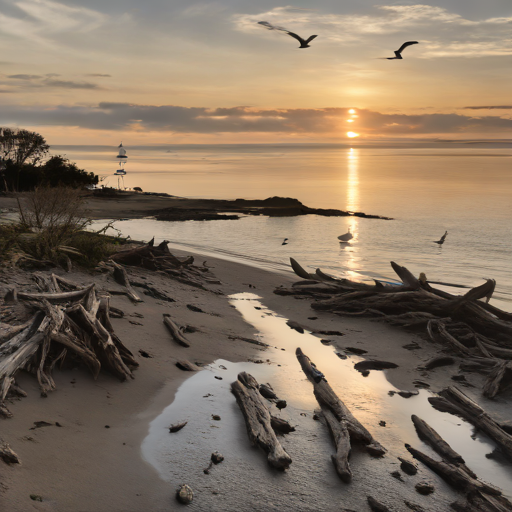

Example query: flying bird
[434,231,448,245]
[258,21,317,48]
[386,41,419,59]
[338,228,353,242]
[282,238,288,245]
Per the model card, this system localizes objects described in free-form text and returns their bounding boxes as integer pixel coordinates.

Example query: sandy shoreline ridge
[1,197,511,511]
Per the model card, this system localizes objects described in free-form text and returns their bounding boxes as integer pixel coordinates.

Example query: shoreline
[2,244,511,511]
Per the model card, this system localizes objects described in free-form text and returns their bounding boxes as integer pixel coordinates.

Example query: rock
[308,317,318,320]
[391,470,404,481]
[367,496,391,512]
[139,350,152,358]
[259,383,278,400]
[286,320,304,333]
[379,420,386,427]
[211,451,224,464]
[361,370,370,377]
[398,390,419,398]
[354,360,398,372]
[404,501,427,512]
[212,415,221,421]
[275,400,287,410]
[169,421,187,433]
[412,380,430,388]
[214,376,223,380]
[344,347,368,355]
[335,352,348,359]
[176,484,194,504]
[30,494,43,502]
[186,305,204,313]
[320,339,331,345]
[398,457,418,475]
[415,482,434,495]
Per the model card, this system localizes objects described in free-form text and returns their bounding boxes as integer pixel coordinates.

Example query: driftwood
[0,441,20,464]
[176,360,201,371]
[109,239,217,290]
[110,261,143,302]
[452,492,512,512]
[281,258,512,398]
[231,372,292,470]
[405,444,501,496]
[0,274,138,414]
[429,387,512,460]
[410,415,478,480]
[296,347,385,481]
[163,314,190,347]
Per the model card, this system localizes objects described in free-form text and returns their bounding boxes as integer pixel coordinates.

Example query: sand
[1,196,511,511]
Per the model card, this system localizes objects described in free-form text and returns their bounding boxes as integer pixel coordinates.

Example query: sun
[348,109,356,114]
[347,132,359,138]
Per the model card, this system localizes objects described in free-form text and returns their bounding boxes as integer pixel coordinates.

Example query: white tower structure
[114,142,128,189]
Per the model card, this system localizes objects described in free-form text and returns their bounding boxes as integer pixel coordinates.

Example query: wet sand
[1,245,511,512]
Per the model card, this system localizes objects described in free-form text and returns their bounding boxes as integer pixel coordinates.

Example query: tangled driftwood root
[106,238,220,290]
[1,275,138,418]
[279,258,512,398]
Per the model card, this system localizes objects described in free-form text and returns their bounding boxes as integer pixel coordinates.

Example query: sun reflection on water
[345,148,360,279]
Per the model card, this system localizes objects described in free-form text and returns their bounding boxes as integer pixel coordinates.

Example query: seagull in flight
[386,41,419,59]
[434,231,448,245]
[258,21,317,48]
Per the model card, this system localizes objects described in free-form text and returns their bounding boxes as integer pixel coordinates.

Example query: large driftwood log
[429,387,512,460]
[452,491,512,512]
[4,284,94,303]
[231,372,292,470]
[405,444,501,496]
[296,347,385,481]
[163,314,190,347]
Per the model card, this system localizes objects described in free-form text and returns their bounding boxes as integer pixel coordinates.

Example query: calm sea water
[57,142,512,312]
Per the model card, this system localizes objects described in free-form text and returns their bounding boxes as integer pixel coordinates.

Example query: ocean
[55,142,512,312]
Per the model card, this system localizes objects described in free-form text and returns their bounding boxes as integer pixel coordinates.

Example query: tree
[0,128,49,167]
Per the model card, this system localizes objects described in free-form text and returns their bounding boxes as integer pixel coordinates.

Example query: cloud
[2,75,100,90]
[1,102,511,136]
[86,74,112,78]
[0,0,107,45]
[43,79,99,89]
[7,74,43,80]
[234,4,512,57]
[464,106,512,110]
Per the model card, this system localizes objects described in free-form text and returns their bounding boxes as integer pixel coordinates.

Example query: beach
[2,228,512,511]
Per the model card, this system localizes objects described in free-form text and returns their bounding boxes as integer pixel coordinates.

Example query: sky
[0,0,511,144]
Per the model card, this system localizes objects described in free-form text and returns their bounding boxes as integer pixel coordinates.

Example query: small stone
[398,390,419,399]
[451,375,466,382]
[176,484,193,504]
[320,339,331,345]
[211,415,221,421]
[105,425,110,429]
[214,376,223,380]
[30,494,43,502]
[399,457,418,475]
[361,370,370,377]
[335,352,347,359]
[415,482,434,495]
[388,391,396,396]
[308,317,318,320]
[211,451,224,464]
[379,420,386,427]
[391,471,403,481]
[275,400,287,410]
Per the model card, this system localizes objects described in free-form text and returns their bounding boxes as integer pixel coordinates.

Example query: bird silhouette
[258,21,317,48]
[282,238,288,245]
[434,231,448,245]
[386,41,419,59]
[338,228,353,242]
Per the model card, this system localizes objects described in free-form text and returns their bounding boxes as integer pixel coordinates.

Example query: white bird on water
[338,228,353,242]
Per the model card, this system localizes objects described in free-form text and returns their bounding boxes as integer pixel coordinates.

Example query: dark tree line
[0,128,98,191]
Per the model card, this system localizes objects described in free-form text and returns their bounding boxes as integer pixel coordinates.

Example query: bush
[17,186,91,261]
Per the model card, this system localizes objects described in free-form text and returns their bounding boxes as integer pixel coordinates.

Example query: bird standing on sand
[434,231,448,245]
[258,21,317,48]
[338,228,353,242]
[386,41,419,59]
